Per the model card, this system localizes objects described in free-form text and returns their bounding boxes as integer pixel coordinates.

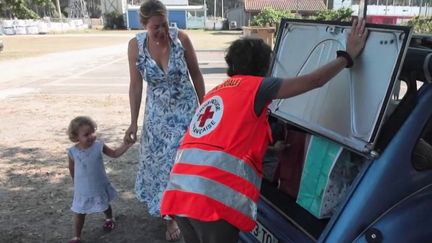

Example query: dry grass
[0,29,242,61]
[0,31,135,61]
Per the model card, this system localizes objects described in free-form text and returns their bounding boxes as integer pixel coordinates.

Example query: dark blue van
[240,19,432,243]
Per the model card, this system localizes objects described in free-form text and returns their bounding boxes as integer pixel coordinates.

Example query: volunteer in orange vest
[161,19,368,243]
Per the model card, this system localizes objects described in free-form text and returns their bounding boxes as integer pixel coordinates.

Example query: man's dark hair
[225,38,272,77]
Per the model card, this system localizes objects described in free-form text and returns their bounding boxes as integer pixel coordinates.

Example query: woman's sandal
[103,219,115,232]
[68,237,81,243]
[165,227,181,242]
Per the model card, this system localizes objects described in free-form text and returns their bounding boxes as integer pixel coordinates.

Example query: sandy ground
[0,30,242,242]
[0,94,162,243]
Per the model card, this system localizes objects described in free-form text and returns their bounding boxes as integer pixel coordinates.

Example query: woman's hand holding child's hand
[125,140,135,148]
[124,124,138,145]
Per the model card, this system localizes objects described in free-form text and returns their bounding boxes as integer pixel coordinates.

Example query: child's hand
[124,140,135,148]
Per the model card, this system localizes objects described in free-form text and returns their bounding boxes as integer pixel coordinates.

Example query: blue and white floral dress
[134,28,199,216]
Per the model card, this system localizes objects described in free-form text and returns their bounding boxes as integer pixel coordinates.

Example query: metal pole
[385,0,389,15]
[55,0,63,32]
[420,0,423,16]
[221,0,224,18]
[214,0,216,17]
[358,0,368,21]
[204,0,206,29]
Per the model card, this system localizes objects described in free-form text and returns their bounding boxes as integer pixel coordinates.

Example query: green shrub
[407,16,432,33]
[251,7,293,27]
[103,12,125,29]
[312,7,353,22]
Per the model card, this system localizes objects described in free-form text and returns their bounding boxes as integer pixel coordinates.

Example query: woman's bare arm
[178,30,205,103]
[124,38,143,144]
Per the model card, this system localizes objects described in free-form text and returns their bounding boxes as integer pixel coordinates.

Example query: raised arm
[124,37,143,144]
[275,19,368,99]
[178,30,205,103]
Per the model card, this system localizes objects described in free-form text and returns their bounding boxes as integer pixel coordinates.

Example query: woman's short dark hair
[225,38,272,77]
[139,0,167,26]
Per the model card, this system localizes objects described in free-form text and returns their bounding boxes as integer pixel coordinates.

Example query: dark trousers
[176,217,240,243]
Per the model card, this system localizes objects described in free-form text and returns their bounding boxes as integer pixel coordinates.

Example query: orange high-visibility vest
[161,75,272,231]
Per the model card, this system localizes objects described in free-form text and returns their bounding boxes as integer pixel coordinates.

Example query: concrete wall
[1,19,88,35]
[226,7,247,28]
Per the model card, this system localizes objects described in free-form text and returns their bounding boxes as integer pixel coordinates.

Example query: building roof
[244,0,326,12]
[160,0,188,6]
[127,5,204,11]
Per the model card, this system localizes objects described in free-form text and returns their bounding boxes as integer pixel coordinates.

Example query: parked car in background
[240,19,432,243]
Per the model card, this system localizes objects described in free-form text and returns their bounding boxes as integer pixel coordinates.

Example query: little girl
[66,116,132,243]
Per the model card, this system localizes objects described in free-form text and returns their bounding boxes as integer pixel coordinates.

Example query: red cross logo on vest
[189,96,224,138]
[198,106,214,127]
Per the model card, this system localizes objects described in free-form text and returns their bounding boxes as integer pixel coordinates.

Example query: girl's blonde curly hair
[67,116,97,142]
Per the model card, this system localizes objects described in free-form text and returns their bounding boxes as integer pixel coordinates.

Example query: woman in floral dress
[123,0,205,241]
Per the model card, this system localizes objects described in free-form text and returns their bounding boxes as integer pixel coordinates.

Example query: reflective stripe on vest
[175,148,261,188]
[166,173,257,220]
